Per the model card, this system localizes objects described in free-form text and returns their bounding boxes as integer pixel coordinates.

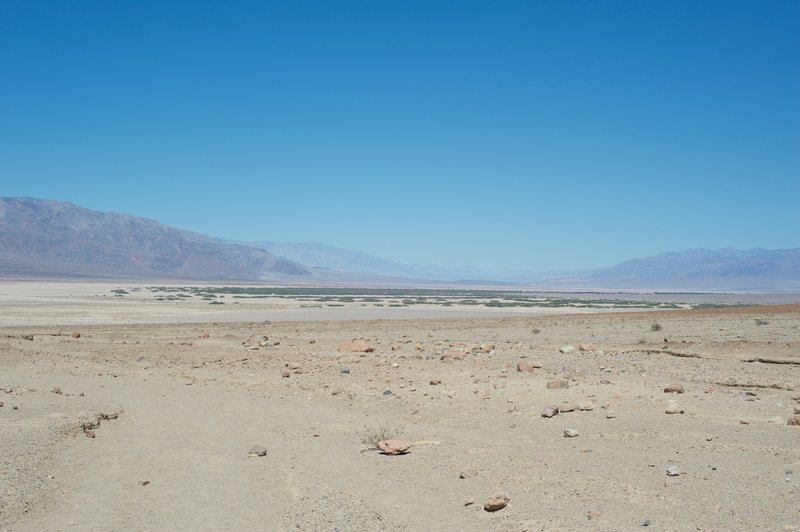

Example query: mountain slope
[0,198,309,280]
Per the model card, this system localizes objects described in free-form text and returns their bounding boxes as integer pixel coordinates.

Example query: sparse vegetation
[359,421,402,448]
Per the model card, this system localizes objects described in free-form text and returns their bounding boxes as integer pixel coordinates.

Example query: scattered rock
[665,400,680,414]
[541,404,559,418]
[83,427,96,438]
[248,445,268,457]
[429,379,442,385]
[664,383,685,394]
[557,402,576,413]
[546,380,569,389]
[51,387,62,395]
[459,469,478,479]
[788,414,800,426]
[21,334,33,341]
[666,465,680,476]
[516,361,538,373]
[338,339,374,353]
[578,343,595,352]
[71,332,81,339]
[563,428,579,438]
[559,345,574,354]
[479,343,495,353]
[376,439,411,455]
[483,492,509,512]
[577,402,594,411]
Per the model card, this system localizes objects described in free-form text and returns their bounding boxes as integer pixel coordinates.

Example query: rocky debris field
[1,304,799,530]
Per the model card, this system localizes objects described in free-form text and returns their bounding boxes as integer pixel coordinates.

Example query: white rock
[559,345,574,354]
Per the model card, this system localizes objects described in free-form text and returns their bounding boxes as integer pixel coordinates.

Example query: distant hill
[543,248,800,292]
[0,197,310,280]
[241,240,494,282]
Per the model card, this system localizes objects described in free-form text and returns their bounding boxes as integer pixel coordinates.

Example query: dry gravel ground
[1,296,800,530]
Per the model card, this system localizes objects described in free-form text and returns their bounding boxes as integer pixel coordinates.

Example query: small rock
[139,480,150,486]
[664,383,685,394]
[794,405,800,415]
[559,345,574,354]
[340,367,350,374]
[480,343,495,353]
[787,414,800,426]
[441,350,464,362]
[83,428,96,438]
[464,499,475,507]
[516,361,538,373]
[642,519,651,526]
[578,343,595,352]
[0,401,4,407]
[577,402,594,411]
[541,404,559,418]
[459,469,478,479]
[199,332,209,339]
[182,376,196,385]
[666,465,680,476]
[281,371,291,378]
[382,389,393,396]
[338,339,374,353]
[376,439,411,455]
[557,402,576,413]
[768,416,784,424]
[51,387,62,395]
[483,492,509,512]
[605,410,617,419]
[563,428,579,438]
[248,445,268,457]
[587,511,602,519]
[665,400,680,414]
[429,379,442,385]
[704,385,715,393]
[71,332,81,339]
[546,380,569,389]
[739,419,750,425]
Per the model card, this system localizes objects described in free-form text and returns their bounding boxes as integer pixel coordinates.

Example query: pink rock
[483,492,509,512]
[541,404,559,418]
[338,339,374,353]
[376,439,411,455]
[579,343,596,352]
[516,361,539,373]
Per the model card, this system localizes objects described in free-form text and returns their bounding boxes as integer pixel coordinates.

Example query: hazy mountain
[542,248,800,291]
[0,197,310,280]
[241,240,497,282]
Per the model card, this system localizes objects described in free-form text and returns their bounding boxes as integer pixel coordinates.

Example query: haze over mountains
[1,197,798,291]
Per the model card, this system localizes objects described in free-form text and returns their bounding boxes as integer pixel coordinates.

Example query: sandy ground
[1,283,800,531]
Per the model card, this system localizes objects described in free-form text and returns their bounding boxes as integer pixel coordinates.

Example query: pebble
[663,383,685,394]
[605,410,617,419]
[541,404,559,418]
[559,345,574,354]
[666,466,680,476]
[459,469,478,479]
[430,379,442,385]
[563,429,579,438]
[665,400,680,414]
[340,367,350,374]
[546,380,569,389]
[281,371,290,378]
[739,419,750,425]
[71,332,81,339]
[642,518,651,526]
[248,445,268,457]
[51,387,62,395]
[138,480,150,486]
[382,389,393,396]
[483,492,509,512]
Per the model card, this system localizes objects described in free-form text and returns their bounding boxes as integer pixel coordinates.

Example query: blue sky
[2,1,798,271]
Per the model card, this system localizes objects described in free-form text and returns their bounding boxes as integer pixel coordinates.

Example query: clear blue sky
[2,1,798,271]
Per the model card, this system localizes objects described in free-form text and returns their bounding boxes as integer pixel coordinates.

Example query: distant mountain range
[0,197,309,280]
[1,197,798,291]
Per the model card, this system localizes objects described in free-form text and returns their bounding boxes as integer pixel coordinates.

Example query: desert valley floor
[1,283,799,531]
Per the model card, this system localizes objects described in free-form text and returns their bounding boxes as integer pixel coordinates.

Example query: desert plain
[1,282,799,531]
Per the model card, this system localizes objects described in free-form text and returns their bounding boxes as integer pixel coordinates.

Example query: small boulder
[563,428,579,438]
[664,383,685,394]
[248,445,268,457]
[483,492,509,512]
[541,404,559,418]
[338,339,374,353]
[376,439,411,455]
